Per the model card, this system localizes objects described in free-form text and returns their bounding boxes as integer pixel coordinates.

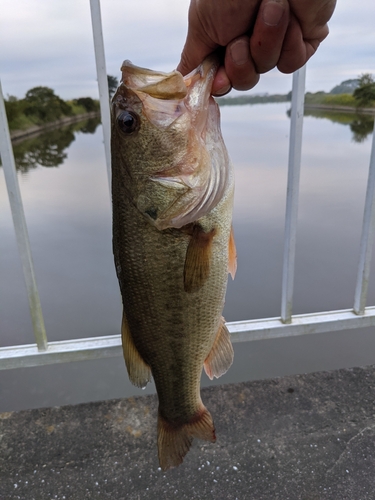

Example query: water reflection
[1,103,375,413]
[3,110,373,177]
[1,116,101,173]
[350,114,375,143]
[302,108,374,143]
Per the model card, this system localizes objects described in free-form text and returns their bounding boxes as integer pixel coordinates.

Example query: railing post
[0,80,48,351]
[281,66,306,323]
[353,121,375,314]
[89,0,111,189]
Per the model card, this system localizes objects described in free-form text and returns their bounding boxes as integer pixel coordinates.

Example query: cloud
[0,0,374,99]
[0,0,190,98]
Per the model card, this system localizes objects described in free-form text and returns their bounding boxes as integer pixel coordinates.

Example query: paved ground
[1,365,375,499]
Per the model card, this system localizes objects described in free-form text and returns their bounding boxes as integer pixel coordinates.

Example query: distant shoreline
[8,102,374,144]
[10,112,100,142]
[303,103,375,115]
[218,97,375,115]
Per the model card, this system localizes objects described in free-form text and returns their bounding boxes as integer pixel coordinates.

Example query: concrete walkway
[1,365,375,499]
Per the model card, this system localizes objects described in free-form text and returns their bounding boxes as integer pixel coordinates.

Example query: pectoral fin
[121,311,151,389]
[204,318,234,380]
[183,225,216,293]
[228,225,237,280]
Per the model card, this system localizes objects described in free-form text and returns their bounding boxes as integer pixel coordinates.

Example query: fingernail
[230,39,250,66]
[213,84,232,97]
[262,1,284,26]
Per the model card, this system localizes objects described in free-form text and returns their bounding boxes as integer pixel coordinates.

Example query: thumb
[177,28,218,76]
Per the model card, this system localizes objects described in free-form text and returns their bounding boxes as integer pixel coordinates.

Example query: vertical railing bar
[0,80,48,351]
[280,66,306,324]
[89,0,111,189]
[353,122,375,314]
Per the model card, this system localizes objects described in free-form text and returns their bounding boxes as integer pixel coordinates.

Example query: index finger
[250,0,289,74]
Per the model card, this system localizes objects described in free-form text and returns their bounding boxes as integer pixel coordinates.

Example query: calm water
[1,105,374,412]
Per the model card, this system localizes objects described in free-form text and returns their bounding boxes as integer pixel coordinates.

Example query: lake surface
[1,105,374,412]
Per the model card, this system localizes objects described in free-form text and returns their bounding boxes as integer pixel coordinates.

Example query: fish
[111,55,237,470]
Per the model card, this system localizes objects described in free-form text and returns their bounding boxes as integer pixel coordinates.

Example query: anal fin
[157,405,216,471]
[204,317,234,380]
[121,310,151,389]
[183,224,216,293]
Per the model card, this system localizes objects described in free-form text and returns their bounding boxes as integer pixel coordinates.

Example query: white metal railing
[1,1,375,370]
[0,79,48,353]
[90,0,111,188]
[281,66,306,324]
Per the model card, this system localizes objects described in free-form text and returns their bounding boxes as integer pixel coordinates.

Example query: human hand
[177,0,337,95]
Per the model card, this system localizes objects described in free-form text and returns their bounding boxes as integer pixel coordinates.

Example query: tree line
[219,73,375,109]
[5,73,374,129]
[353,74,375,108]
[5,88,101,131]
[5,75,119,132]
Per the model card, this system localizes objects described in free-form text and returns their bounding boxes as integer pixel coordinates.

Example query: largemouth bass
[111,55,236,470]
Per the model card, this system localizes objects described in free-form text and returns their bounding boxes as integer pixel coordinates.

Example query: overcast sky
[0,0,374,100]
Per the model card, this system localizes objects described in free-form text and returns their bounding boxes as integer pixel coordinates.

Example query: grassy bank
[217,93,290,106]
[6,100,92,131]
[218,91,375,111]
[304,92,359,107]
[4,88,100,133]
[10,111,100,142]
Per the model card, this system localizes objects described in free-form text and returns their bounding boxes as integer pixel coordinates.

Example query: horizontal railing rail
[1,0,374,370]
[1,307,375,370]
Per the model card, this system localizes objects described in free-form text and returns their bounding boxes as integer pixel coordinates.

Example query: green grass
[217,93,290,106]
[218,91,375,110]
[8,108,87,133]
[305,92,374,108]
[322,94,357,106]
[7,113,39,131]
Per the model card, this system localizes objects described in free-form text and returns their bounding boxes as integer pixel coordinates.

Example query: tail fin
[157,405,216,471]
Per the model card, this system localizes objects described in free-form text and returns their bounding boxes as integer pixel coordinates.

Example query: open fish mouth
[120,54,219,101]
[118,55,220,133]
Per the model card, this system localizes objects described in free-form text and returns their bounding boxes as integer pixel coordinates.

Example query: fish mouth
[182,55,220,136]
[119,55,219,102]
[183,55,220,107]
[115,57,218,133]
[120,61,187,100]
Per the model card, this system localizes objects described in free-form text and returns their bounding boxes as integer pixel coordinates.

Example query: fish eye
[117,111,139,134]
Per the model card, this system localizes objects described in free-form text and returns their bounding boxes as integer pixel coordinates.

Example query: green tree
[353,74,375,108]
[24,86,72,123]
[74,97,99,112]
[4,96,27,126]
[107,75,119,98]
